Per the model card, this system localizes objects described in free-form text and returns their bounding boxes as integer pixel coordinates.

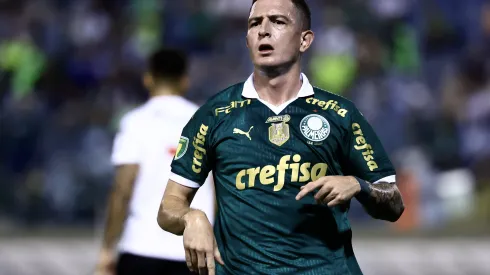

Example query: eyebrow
[248,14,290,24]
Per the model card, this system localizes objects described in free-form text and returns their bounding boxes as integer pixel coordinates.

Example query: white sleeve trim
[169,172,201,188]
[111,159,139,166]
[374,175,396,184]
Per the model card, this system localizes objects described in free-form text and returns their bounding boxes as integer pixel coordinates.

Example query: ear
[143,73,153,90]
[179,76,190,94]
[299,30,314,53]
[246,35,250,49]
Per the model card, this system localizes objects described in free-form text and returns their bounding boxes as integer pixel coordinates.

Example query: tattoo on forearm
[357,182,405,222]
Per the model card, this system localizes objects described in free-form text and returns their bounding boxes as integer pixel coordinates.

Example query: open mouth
[258,44,274,53]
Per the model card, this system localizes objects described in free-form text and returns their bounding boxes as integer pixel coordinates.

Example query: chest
[211,101,348,188]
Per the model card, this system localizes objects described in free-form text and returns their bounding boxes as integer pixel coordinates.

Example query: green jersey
[170,75,396,275]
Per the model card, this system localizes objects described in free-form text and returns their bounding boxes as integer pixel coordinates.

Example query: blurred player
[158,0,404,275]
[95,49,215,275]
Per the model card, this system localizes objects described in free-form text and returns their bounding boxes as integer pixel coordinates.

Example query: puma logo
[233,126,254,140]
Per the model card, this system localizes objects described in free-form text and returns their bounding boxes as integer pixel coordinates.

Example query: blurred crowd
[0,0,489,231]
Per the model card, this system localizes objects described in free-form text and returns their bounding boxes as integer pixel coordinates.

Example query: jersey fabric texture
[170,74,396,275]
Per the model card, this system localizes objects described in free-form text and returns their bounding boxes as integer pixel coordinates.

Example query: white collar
[241,73,314,115]
[242,73,314,99]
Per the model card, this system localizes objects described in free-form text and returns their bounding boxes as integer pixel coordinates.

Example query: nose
[258,21,271,38]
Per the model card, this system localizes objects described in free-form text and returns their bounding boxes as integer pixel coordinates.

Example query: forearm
[354,177,405,222]
[157,195,203,236]
[101,189,131,249]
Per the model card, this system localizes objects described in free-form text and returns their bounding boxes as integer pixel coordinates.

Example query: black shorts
[116,252,194,275]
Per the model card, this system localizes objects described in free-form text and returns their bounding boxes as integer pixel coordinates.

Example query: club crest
[300,114,330,143]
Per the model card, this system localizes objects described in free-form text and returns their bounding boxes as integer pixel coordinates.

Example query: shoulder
[173,97,199,121]
[191,82,246,119]
[307,87,359,119]
[175,97,199,112]
[117,104,147,131]
[200,82,245,110]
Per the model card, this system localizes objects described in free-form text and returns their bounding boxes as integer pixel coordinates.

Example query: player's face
[246,0,313,69]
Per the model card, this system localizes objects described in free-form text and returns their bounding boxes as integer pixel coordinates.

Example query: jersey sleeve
[342,106,396,183]
[111,115,142,165]
[169,106,215,188]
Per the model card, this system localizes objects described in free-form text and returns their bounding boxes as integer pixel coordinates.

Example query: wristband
[354,176,370,197]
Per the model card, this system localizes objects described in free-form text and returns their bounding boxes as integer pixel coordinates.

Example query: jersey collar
[242,73,315,99]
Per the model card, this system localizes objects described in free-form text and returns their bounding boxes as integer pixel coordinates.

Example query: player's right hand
[183,210,224,275]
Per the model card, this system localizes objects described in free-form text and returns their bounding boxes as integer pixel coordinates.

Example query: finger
[321,191,337,205]
[327,196,343,207]
[206,251,216,275]
[185,249,194,272]
[214,248,225,265]
[190,250,199,272]
[300,177,333,190]
[214,238,225,265]
[296,181,323,200]
[197,251,206,274]
[313,184,333,201]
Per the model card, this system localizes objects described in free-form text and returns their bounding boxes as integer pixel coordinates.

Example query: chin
[255,56,282,68]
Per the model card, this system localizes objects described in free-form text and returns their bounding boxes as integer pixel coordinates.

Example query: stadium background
[0,0,489,274]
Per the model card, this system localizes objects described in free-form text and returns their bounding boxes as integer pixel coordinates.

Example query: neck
[253,62,302,106]
[150,87,181,98]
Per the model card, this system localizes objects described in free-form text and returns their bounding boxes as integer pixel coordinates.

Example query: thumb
[214,238,225,265]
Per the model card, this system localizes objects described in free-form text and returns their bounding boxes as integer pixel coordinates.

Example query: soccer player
[157,0,405,274]
[95,49,215,275]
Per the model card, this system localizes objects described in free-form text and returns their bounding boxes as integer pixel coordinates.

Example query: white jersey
[111,95,215,261]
